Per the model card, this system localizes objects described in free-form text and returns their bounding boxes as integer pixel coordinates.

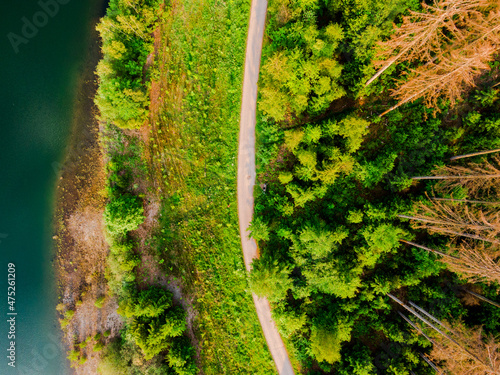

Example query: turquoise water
[0,1,105,373]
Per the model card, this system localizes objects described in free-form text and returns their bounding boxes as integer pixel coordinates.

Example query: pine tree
[367,0,498,87]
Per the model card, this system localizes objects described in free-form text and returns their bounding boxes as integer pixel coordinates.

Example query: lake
[0,0,106,373]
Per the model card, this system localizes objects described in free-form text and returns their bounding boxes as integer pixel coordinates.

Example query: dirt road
[237,0,295,374]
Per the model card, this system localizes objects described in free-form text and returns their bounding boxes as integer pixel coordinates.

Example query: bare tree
[429,320,500,374]
[450,149,500,161]
[369,0,500,116]
[388,293,483,363]
[413,156,500,197]
[380,42,496,116]
[366,0,494,86]
[443,242,500,283]
[400,198,500,241]
[400,240,500,283]
[390,293,500,374]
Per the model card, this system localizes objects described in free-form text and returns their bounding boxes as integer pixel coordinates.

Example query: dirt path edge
[236,0,295,374]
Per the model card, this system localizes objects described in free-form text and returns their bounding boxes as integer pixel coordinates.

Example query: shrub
[167,337,198,375]
[60,318,71,329]
[97,341,131,375]
[95,296,106,309]
[67,350,80,362]
[103,194,145,236]
[78,341,88,349]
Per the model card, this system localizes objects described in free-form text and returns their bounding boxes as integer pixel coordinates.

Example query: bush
[95,296,106,309]
[167,337,198,375]
[103,194,145,236]
[97,342,130,375]
[78,341,88,349]
[67,350,80,362]
[60,318,71,329]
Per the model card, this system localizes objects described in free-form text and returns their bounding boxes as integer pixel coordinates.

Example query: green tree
[310,319,353,364]
[250,259,293,303]
[103,194,145,236]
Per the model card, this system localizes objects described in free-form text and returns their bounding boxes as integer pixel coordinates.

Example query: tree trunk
[398,216,500,243]
[419,353,443,374]
[433,228,500,244]
[461,288,500,309]
[379,88,424,117]
[450,149,500,161]
[398,214,452,226]
[387,293,484,365]
[431,197,500,205]
[365,51,405,87]
[398,311,435,344]
[399,239,457,259]
[412,174,500,180]
[409,301,458,336]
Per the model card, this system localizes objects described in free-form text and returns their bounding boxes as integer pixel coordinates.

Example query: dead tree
[389,293,500,374]
[399,199,500,241]
[450,149,500,161]
[439,242,500,284]
[400,240,500,283]
[413,156,500,197]
[387,293,483,363]
[366,0,493,86]
[428,320,500,375]
[461,288,500,309]
[380,42,495,116]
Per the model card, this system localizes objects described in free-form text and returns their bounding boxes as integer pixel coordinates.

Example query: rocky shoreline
[51,1,120,373]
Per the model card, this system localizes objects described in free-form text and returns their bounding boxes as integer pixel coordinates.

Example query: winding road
[237,0,295,374]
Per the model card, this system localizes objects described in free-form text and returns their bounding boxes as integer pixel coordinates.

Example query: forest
[74,0,500,373]
[251,0,500,373]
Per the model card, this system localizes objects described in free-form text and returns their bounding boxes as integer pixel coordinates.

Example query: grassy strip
[143,0,277,373]
[93,1,199,373]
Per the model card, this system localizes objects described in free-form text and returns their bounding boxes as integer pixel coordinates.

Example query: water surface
[0,1,106,373]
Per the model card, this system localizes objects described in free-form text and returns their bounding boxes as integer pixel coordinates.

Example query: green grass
[142,0,277,373]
